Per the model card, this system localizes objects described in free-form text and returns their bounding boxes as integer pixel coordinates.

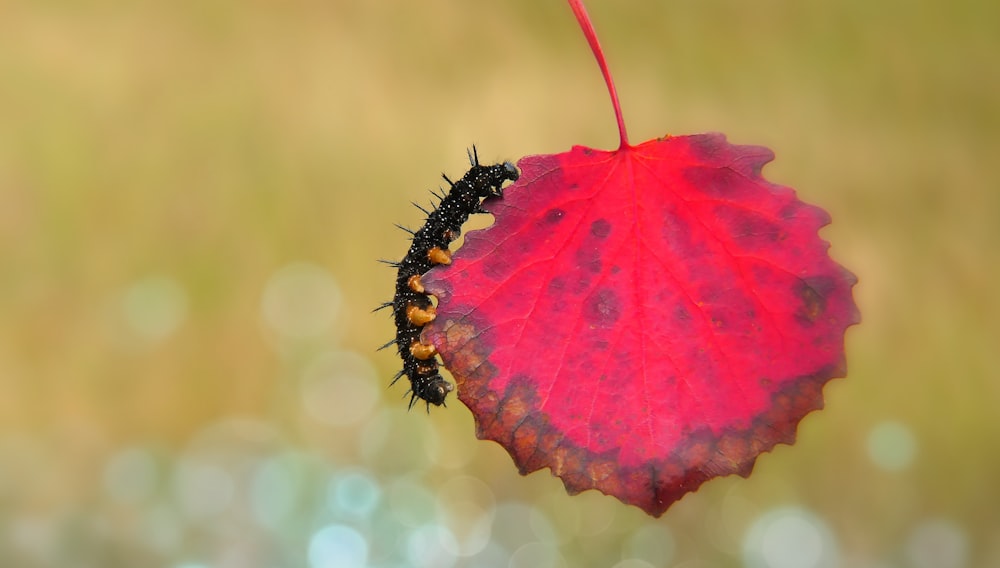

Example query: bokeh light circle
[612,560,657,568]
[361,408,438,474]
[122,276,188,341]
[492,502,557,550]
[328,469,381,519]
[141,505,183,552]
[904,518,968,568]
[440,500,492,557]
[250,453,307,530]
[867,420,918,472]
[463,542,512,567]
[509,542,566,568]
[388,477,440,528]
[436,475,496,557]
[405,524,459,568]
[172,460,236,521]
[623,524,675,565]
[308,524,368,568]
[301,350,380,427]
[104,447,158,505]
[743,507,839,568]
[261,262,342,339]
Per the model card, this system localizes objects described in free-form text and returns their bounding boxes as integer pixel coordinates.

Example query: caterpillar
[377,148,519,410]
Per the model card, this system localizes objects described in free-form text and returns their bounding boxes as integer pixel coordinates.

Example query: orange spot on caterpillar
[406,304,437,326]
[428,247,452,265]
[408,274,425,294]
[409,341,438,360]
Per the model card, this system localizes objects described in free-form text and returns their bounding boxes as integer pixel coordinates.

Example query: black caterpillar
[377,148,519,410]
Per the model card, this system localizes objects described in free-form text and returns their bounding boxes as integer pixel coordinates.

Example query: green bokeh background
[1,1,997,566]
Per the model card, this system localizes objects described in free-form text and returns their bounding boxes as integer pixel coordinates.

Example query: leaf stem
[568,0,630,149]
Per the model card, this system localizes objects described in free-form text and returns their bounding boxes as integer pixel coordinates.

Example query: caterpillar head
[413,375,454,409]
[482,161,520,198]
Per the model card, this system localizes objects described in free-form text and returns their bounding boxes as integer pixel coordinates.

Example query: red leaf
[422,134,859,516]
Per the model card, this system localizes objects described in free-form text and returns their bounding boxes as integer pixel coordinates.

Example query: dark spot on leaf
[548,276,565,293]
[685,167,752,200]
[590,218,612,239]
[482,257,511,282]
[660,208,699,254]
[424,273,452,299]
[728,209,783,242]
[779,203,801,220]
[585,288,620,328]
[795,276,833,325]
[674,306,691,321]
[696,282,726,304]
[730,144,775,177]
[544,208,566,224]
[687,133,725,160]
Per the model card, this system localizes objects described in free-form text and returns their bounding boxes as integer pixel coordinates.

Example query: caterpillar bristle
[372,301,393,313]
[407,393,418,410]
[393,223,416,236]
[389,369,405,386]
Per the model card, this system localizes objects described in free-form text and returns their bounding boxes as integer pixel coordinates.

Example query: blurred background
[1,0,997,567]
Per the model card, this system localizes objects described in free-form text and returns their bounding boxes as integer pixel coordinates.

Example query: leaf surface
[422,133,859,516]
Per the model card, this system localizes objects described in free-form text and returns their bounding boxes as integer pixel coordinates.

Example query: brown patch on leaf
[432,320,502,406]
[452,359,846,517]
[797,282,825,323]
